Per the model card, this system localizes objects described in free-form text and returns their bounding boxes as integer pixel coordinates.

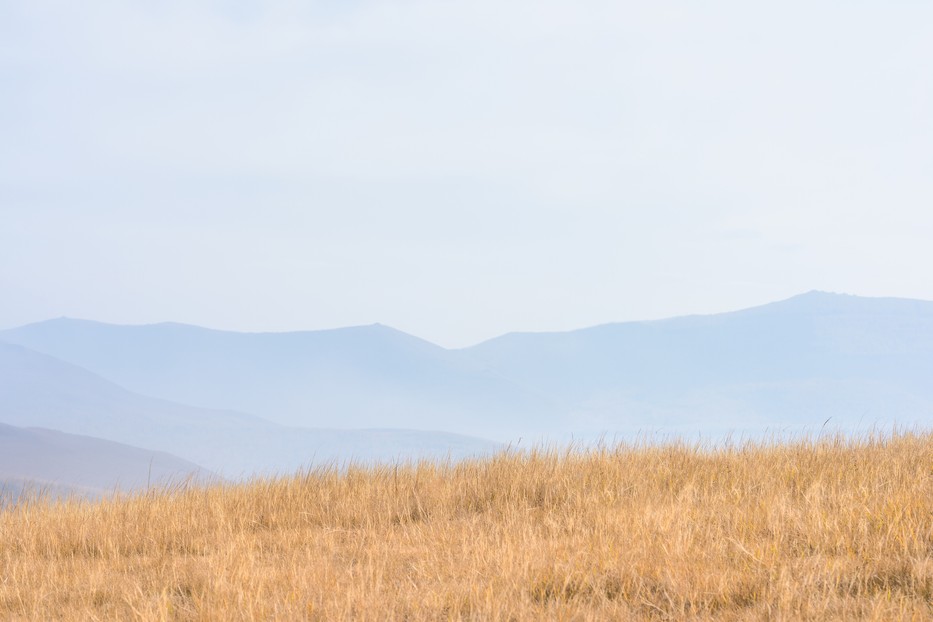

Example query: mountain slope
[0,321,553,438]
[467,291,933,392]
[462,291,933,435]
[0,342,500,476]
[0,422,213,497]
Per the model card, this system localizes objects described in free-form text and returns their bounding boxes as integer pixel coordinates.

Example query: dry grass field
[2,431,933,621]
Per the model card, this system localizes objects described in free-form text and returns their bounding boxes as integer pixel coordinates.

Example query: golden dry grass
[2,432,933,621]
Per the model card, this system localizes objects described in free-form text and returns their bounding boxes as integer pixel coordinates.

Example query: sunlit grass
[2,431,932,620]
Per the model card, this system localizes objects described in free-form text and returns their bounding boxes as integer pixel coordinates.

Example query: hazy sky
[2,1,932,347]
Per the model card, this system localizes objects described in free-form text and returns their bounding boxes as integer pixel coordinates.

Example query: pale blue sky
[2,1,932,347]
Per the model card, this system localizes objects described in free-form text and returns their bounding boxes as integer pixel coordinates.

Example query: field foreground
[2,433,933,620]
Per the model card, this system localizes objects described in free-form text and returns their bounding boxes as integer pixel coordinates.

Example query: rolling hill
[0,421,213,498]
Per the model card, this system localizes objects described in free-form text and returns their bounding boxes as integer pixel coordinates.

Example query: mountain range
[3,291,933,494]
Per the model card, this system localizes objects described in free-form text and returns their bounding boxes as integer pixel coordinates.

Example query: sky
[2,0,932,348]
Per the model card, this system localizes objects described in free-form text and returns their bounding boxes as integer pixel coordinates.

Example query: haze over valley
[4,291,933,494]
[2,0,932,498]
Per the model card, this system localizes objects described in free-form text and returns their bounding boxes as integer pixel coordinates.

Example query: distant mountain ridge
[462,291,933,435]
[465,291,933,389]
[3,291,933,446]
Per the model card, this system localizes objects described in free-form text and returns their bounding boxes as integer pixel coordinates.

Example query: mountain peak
[771,290,856,309]
[765,290,933,315]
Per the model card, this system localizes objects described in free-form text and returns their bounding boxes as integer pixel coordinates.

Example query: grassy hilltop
[2,432,932,620]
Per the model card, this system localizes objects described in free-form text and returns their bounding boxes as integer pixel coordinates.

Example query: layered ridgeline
[2,291,933,467]
[0,322,555,439]
[0,342,500,481]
